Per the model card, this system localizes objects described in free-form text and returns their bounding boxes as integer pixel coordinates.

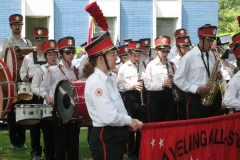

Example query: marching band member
[170,35,191,120]
[144,36,176,122]
[167,29,188,61]
[123,38,132,45]
[139,38,151,64]
[40,36,81,160]
[1,14,32,149]
[223,43,240,111]
[174,24,222,119]
[76,41,87,59]
[117,41,147,159]
[31,40,58,160]
[83,31,143,160]
[19,27,48,160]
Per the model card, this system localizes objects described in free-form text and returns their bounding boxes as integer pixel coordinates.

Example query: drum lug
[23,110,25,115]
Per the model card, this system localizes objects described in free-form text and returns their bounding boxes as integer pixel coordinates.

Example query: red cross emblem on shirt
[95,88,103,96]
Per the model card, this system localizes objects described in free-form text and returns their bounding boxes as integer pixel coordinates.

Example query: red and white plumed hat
[198,24,217,40]
[128,41,143,53]
[176,36,191,47]
[174,29,187,38]
[117,45,128,57]
[33,27,48,39]
[232,32,240,45]
[155,36,171,49]
[9,14,23,24]
[42,40,57,54]
[85,31,118,58]
[139,38,151,48]
[233,43,240,58]
[57,36,75,51]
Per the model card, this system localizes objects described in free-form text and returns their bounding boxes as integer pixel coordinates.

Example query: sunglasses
[160,50,170,53]
[64,50,76,55]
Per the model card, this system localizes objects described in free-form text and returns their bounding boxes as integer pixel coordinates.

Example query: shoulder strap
[170,62,175,74]
[33,51,47,65]
[142,61,146,69]
[73,66,79,80]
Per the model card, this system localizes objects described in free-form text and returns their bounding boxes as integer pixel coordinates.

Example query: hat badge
[68,39,73,46]
[184,38,189,43]
[136,43,140,49]
[15,16,20,21]
[38,30,42,35]
[50,42,55,48]
[162,38,166,44]
[180,30,185,35]
[124,47,128,52]
[213,29,216,35]
[144,40,148,45]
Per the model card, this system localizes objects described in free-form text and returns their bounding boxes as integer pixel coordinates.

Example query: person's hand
[133,82,142,91]
[44,94,54,105]
[215,71,222,80]
[130,119,143,131]
[221,102,226,109]
[162,78,172,88]
[196,87,209,98]
[23,75,29,82]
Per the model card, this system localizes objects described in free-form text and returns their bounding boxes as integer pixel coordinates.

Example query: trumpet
[135,61,146,107]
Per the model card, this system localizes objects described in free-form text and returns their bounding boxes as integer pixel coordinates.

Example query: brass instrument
[201,49,222,106]
[165,58,178,102]
[136,61,146,107]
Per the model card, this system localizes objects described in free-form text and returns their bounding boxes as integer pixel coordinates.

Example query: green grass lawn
[0,129,92,160]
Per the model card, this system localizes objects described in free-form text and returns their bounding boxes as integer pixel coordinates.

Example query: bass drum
[4,46,34,82]
[0,60,15,118]
[55,80,90,123]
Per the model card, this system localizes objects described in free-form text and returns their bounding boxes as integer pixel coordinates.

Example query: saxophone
[201,49,222,106]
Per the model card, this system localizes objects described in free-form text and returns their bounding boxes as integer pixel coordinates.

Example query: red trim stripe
[186,96,192,119]
[100,128,107,160]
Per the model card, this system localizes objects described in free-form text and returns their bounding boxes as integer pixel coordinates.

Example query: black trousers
[124,90,148,158]
[52,109,80,160]
[89,126,129,160]
[147,89,175,122]
[7,100,26,146]
[176,88,187,120]
[186,91,222,119]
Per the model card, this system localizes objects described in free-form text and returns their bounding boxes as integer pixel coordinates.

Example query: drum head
[55,80,75,123]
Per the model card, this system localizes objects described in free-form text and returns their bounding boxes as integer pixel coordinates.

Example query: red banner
[139,113,240,160]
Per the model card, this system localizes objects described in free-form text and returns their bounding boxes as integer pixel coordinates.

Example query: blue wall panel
[182,1,219,45]
[54,0,89,46]
[0,0,21,41]
[120,0,153,46]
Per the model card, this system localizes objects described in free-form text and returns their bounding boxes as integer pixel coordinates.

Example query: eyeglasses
[160,50,170,53]
[64,50,76,55]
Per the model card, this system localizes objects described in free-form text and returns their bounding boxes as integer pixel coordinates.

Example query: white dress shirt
[20,52,46,80]
[117,60,145,91]
[144,56,175,91]
[40,60,80,99]
[0,35,32,60]
[223,71,240,111]
[140,54,150,64]
[170,54,182,69]
[85,68,132,127]
[174,46,216,94]
[167,45,178,61]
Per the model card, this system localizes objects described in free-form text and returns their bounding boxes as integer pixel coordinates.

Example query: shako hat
[155,36,171,49]
[57,36,75,51]
[139,38,151,48]
[42,40,58,54]
[85,31,118,58]
[9,14,23,24]
[33,27,48,39]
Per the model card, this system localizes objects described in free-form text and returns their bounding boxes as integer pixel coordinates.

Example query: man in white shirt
[174,24,222,119]
[1,14,32,149]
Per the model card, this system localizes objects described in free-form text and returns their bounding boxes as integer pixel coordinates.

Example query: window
[93,17,116,42]
[156,18,176,46]
[25,16,49,45]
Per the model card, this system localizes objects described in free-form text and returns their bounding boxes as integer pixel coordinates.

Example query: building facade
[0,0,218,47]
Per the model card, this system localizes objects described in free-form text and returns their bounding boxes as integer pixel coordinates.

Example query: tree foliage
[218,0,240,34]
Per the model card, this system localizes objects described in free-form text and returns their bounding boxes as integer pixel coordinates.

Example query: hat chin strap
[62,55,71,68]
[103,54,112,76]
[177,45,184,57]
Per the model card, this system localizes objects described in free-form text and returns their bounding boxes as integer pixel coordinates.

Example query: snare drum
[15,104,41,125]
[17,82,33,100]
[4,46,34,82]
[0,60,15,118]
[55,80,90,123]
[42,104,53,121]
